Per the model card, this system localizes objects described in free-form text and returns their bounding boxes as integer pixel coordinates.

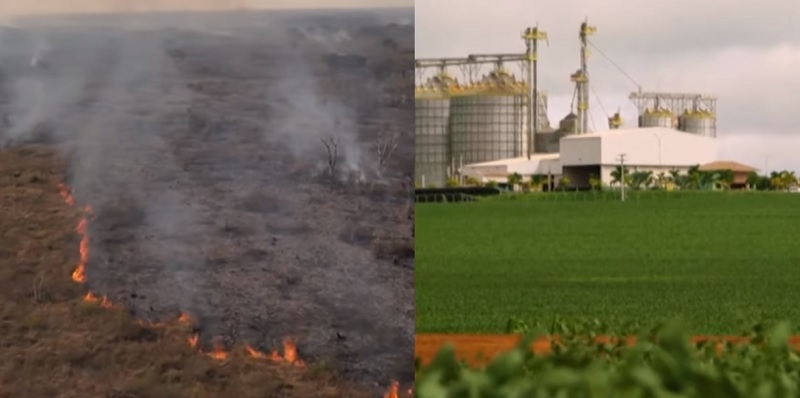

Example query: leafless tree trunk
[375,128,399,170]
[321,135,340,177]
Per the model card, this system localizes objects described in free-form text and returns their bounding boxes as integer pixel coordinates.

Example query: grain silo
[448,68,549,168]
[678,109,716,137]
[414,74,455,187]
[640,107,677,128]
[630,92,718,136]
[558,112,579,135]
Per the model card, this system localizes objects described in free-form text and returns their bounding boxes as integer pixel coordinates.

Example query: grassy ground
[415,191,800,334]
[0,146,375,398]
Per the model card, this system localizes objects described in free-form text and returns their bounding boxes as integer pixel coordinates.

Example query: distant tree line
[425,165,799,192]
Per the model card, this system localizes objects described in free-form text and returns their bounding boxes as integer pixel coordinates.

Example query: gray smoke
[0,16,209,310]
[266,40,370,182]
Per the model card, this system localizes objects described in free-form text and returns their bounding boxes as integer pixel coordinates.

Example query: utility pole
[617,153,627,202]
[522,26,548,159]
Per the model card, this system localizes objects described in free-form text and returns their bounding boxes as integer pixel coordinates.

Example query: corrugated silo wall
[415,97,450,187]
[640,114,677,128]
[448,94,528,168]
[679,115,716,137]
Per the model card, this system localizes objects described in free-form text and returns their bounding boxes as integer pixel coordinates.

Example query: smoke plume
[266,38,370,182]
[0,15,210,312]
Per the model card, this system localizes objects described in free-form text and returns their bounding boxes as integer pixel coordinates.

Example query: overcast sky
[1,0,411,17]
[416,0,800,173]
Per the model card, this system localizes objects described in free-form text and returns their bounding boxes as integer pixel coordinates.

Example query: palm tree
[530,174,546,192]
[746,171,761,190]
[687,165,702,189]
[784,171,799,187]
[697,171,718,190]
[557,175,571,190]
[668,169,684,190]
[770,170,799,190]
[588,173,602,191]
[629,171,654,190]
[716,169,734,190]
[654,172,667,190]
[507,172,523,191]
[610,165,629,188]
[464,176,480,186]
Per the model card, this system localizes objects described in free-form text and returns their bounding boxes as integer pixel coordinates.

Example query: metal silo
[448,69,530,168]
[414,74,455,187]
[558,112,579,135]
[639,108,677,128]
[679,109,716,137]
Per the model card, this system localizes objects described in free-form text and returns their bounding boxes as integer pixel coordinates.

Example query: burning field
[0,8,414,398]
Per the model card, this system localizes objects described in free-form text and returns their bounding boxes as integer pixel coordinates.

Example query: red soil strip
[415,334,800,367]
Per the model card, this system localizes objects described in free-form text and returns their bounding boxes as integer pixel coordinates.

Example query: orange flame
[383,381,399,398]
[83,292,113,308]
[71,263,86,283]
[57,183,74,206]
[71,207,91,284]
[56,182,341,379]
[245,345,268,359]
[57,182,89,284]
[206,340,229,361]
[269,338,305,367]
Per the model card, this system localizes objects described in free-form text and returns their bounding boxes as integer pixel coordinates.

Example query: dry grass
[0,146,375,398]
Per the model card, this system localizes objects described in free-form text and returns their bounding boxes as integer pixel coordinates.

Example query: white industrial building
[460,127,719,188]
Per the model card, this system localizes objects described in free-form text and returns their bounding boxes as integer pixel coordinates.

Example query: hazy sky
[1,0,412,17]
[416,0,800,173]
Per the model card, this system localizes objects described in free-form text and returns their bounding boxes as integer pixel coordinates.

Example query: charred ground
[0,147,385,398]
[0,9,413,395]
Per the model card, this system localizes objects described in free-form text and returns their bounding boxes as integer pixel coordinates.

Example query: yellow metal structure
[521,25,548,158]
[575,19,596,134]
[644,108,675,118]
[521,27,548,62]
[414,72,460,98]
[681,109,715,119]
[608,111,623,129]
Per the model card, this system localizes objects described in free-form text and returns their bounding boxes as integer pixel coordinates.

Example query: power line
[570,85,577,111]
[589,83,609,117]
[587,40,642,92]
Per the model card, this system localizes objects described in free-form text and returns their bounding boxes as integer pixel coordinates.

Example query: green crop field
[415,191,800,334]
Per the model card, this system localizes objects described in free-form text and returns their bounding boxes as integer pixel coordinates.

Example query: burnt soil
[0,9,414,396]
[0,147,384,398]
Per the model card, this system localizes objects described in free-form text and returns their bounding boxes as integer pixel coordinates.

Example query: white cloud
[416,0,800,172]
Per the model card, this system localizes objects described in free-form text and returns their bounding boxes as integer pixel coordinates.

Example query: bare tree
[375,128,399,170]
[321,135,341,177]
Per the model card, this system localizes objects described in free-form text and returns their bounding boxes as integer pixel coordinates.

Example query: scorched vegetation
[0,7,414,397]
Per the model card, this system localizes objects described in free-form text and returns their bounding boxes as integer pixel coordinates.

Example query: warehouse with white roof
[460,127,720,188]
